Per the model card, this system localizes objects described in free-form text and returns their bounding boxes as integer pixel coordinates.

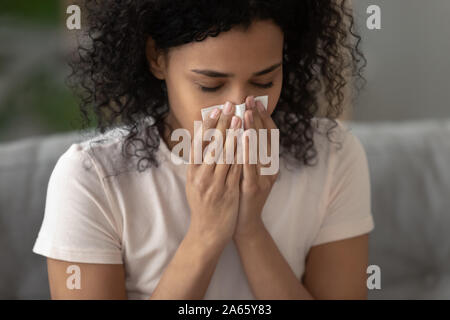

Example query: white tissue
[200,95,268,128]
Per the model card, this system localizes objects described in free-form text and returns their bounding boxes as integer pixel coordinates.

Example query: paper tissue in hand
[200,95,268,128]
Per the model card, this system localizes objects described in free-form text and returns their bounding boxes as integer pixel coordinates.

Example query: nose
[228,93,253,107]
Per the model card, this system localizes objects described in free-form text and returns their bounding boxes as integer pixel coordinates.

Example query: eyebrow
[190,61,282,78]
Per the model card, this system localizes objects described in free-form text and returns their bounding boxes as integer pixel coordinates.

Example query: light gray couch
[1,119,449,299]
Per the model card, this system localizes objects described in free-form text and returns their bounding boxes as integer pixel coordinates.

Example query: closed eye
[199,82,274,92]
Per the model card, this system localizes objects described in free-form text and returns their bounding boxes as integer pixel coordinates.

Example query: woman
[33,0,374,299]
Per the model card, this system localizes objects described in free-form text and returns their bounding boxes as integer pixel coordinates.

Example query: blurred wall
[351,0,450,122]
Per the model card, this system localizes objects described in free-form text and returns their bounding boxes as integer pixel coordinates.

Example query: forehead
[168,20,284,72]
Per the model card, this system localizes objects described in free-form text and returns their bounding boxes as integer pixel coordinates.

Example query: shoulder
[58,126,140,180]
[309,118,374,246]
[34,131,127,264]
[310,117,368,171]
[45,128,132,234]
[276,117,369,203]
[280,117,367,174]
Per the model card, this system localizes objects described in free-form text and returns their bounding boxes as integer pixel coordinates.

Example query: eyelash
[199,82,274,92]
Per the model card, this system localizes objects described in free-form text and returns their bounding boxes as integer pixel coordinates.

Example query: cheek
[174,104,199,128]
[267,81,282,115]
[166,83,202,127]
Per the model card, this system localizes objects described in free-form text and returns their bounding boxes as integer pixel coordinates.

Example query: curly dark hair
[68,0,366,172]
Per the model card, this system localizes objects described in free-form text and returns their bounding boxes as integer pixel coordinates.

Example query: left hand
[233,96,279,241]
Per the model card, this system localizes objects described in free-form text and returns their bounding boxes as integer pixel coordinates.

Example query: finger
[253,108,271,170]
[189,119,204,166]
[201,109,223,170]
[254,99,277,130]
[202,108,221,153]
[225,141,243,188]
[249,107,266,172]
[206,101,234,166]
[243,110,257,181]
[256,99,279,158]
[215,116,241,185]
[215,101,235,148]
[247,96,277,135]
[248,99,265,133]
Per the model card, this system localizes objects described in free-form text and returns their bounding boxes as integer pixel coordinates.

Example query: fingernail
[223,101,233,115]
[209,108,220,119]
[249,96,256,109]
[231,116,239,128]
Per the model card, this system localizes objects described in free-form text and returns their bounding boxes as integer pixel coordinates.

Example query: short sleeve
[312,123,375,246]
[32,144,123,264]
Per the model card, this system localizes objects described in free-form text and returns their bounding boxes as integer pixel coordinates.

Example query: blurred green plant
[0,69,97,140]
[0,0,100,142]
[0,0,61,26]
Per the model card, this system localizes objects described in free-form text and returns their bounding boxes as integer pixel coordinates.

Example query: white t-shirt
[32,116,375,299]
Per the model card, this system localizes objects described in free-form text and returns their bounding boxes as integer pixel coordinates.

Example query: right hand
[185,102,242,249]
